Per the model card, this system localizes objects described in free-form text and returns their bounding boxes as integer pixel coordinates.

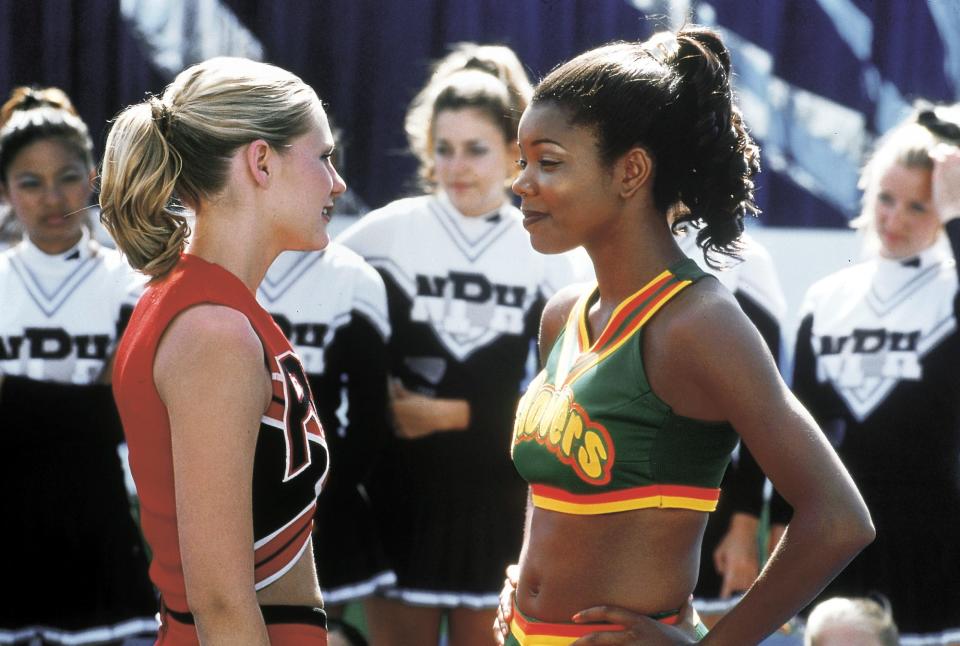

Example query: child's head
[805,596,899,646]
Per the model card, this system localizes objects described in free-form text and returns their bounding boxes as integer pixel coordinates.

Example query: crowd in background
[1,11,958,646]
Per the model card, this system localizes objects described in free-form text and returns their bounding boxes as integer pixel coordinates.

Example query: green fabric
[512,257,739,498]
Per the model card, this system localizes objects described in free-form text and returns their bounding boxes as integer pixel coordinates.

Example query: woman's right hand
[493,563,519,645]
[389,378,470,439]
[931,143,960,223]
[713,512,760,598]
[569,604,698,645]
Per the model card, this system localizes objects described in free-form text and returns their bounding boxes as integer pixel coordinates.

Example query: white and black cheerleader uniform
[677,233,790,614]
[338,194,584,608]
[788,223,960,642]
[257,242,396,605]
[0,229,157,644]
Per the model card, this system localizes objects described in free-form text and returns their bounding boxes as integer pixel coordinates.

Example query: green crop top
[511,259,739,515]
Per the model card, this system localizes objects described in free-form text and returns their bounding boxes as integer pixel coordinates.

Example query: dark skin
[516,284,708,625]
[497,102,874,645]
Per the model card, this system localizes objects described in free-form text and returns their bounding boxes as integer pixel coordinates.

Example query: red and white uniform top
[113,254,329,613]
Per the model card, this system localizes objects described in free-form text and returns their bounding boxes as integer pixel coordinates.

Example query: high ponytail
[668,28,760,265]
[532,26,760,267]
[99,56,323,281]
[99,98,189,279]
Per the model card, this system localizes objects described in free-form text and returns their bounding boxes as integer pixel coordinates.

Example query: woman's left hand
[931,143,960,224]
[569,605,698,645]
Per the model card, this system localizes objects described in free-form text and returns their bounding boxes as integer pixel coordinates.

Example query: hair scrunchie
[148,96,173,138]
[916,106,960,143]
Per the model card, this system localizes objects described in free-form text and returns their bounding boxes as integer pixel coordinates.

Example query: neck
[186,204,277,293]
[584,207,684,308]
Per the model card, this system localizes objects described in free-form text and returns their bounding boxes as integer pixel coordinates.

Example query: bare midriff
[516,506,707,623]
[255,539,324,608]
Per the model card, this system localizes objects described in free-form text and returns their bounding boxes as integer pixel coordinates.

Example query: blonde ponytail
[99,99,189,280]
[99,57,321,280]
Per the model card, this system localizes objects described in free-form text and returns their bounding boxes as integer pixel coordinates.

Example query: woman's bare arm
[658,287,874,645]
[155,304,272,645]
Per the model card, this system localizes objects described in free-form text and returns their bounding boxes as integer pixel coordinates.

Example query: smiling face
[432,107,515,217]
[512,101,621,254]
[2,137,93,255]
[873,162,940,259]
[273,108,346,251]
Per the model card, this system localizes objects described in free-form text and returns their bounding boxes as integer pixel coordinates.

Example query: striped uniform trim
[253,501,316,587]
[508,602,678,646]
[0,618,159,646]
[531,483,720,514]
[321,570,398,605]
[509,616,623,645]
[564,271,692,386]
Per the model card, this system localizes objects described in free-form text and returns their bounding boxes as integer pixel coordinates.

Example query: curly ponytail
[99,57,322,281]
[532,26,760,267]
[667,28,760,265]
[99,98,189,279]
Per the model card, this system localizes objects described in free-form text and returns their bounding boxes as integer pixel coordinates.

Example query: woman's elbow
[851,508,876,550]
[831,500,875,556]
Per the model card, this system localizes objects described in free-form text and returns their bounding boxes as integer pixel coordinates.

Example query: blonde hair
[853,102,960,230]
[404,43,532,189]
[804,597,899,646]
[99,56,322,280]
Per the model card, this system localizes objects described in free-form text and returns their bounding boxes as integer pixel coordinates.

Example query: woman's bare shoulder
[154,304,266,402]
[539,282,592,362]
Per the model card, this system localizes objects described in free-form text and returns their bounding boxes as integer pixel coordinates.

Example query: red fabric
[113,254,305,613]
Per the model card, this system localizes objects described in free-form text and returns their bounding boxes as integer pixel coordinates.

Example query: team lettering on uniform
[816,327,923,386]
[412,271,528,336]
[513,373,615,485]
[0,328,112,360]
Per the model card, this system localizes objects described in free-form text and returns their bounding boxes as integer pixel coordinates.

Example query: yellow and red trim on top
[530,482,720,515]
[508,598,679,646]
[563,270,692,387]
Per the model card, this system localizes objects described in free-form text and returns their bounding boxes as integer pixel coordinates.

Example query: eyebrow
[13,163,84,178]
[518,138,567,151]
[435,138,486,145]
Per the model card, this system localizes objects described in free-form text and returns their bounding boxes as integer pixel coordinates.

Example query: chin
[313,232,331,251]
[528,233,574,255]
[291,232,330,253]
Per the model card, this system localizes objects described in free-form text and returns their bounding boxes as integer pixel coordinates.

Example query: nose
[875,199,898,231]
[331,165,347,197]
[511,170,531,198]
[449,151,470,174]
[43,183,65,208]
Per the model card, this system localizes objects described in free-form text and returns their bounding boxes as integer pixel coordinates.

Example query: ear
[617,146,654,199]
[244,139,274,188]
[87,168,98,192]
